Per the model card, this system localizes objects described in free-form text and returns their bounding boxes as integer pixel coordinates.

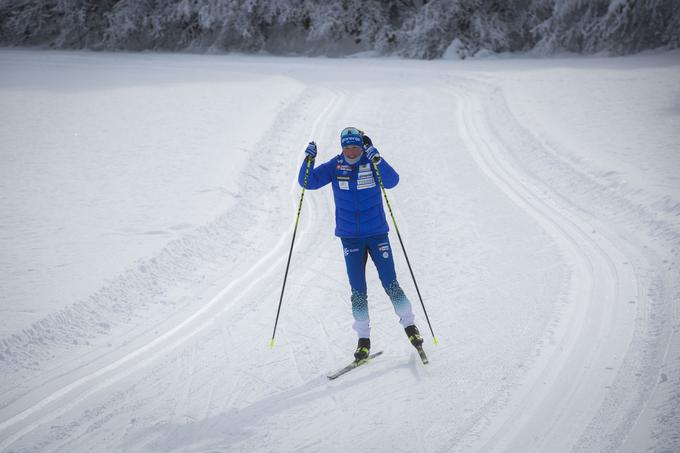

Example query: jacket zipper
[353,164,360,236]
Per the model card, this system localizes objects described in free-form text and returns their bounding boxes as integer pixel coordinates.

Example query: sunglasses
[341,127,363,137]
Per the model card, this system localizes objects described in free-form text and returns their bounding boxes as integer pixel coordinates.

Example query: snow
[0,50,305,336]
[0,49,678,452]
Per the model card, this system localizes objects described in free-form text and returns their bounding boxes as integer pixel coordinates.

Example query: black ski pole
[270,156,313,348]
[372,159,438,345]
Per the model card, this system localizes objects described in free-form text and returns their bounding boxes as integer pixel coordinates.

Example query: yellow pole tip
[433,337,439,346]
[269,339,275,348]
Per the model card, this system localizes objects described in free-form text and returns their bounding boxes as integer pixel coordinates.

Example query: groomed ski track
[0,83,348,450]
[0,53,677,452]
[452,80,647,452]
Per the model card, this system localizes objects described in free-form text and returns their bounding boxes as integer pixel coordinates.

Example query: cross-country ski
[327,351,384,380]
[416,347,429,365]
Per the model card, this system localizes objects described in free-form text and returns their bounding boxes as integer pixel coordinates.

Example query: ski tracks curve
[0,84,347,451]
[446,77,652,452]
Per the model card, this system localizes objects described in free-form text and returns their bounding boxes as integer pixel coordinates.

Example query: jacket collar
[340,153,367,166]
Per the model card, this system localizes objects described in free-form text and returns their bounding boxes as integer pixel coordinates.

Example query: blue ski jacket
[298,153,399,238]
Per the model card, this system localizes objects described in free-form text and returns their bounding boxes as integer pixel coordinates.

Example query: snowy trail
[0,85,346,449]
[459,74,679,452]
[451,81,640,451]
[0,52,678,452]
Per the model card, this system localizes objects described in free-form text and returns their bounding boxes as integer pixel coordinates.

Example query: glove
[365,145,381,163]
[304,141,317,159]
[362,134,373,149]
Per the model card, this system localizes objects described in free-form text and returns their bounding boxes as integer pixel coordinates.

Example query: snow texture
[0,49,679,452]
[0,0,678,58]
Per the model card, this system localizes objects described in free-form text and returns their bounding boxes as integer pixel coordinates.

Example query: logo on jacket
[356,166,376,190]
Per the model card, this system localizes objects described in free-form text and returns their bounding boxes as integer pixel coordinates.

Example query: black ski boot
[405,325,423,348]
[354,338,370,361]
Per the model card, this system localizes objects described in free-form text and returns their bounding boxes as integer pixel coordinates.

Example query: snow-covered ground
[0,49,678,452]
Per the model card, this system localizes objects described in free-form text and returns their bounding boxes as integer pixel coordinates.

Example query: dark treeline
[0,0,678,58]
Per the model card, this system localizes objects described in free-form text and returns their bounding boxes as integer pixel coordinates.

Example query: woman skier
[298,126,423,361]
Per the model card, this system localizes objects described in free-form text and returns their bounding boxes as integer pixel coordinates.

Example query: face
[342,145,363,160]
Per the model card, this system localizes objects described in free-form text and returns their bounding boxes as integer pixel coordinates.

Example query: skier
[299,126,424,361]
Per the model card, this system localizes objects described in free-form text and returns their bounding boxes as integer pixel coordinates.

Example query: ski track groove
[0,85,347,451]
[474,81,677,453]
[447,78,642,452]
[455,83,599,450]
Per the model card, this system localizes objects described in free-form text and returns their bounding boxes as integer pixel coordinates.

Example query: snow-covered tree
[0,0,677,58]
